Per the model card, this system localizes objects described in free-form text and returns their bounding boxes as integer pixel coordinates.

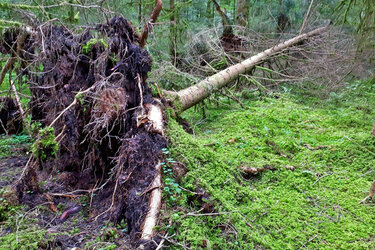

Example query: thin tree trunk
[138,0,142,24]
[166,27,327,112]
[371,121,375,136]
[169,0,177,65]
[211,0,233,36]
[236,0,250,27]
[140,0,162,48]
[299,0,314,34]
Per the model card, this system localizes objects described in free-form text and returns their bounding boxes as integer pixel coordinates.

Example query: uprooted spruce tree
[9,15,167,248]
[1,4,329,248]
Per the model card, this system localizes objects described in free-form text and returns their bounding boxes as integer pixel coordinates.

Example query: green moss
[0,3,39,10]
[81,38,108,54]
[31,127,59,160]
[165,79,375,248]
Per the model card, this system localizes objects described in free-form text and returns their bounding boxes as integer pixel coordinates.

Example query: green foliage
[31,126,58,160]
[161,148,182,203]
[0,134,31,157]
[166,79,375,248]
[0,217,48,249]
[81,38,109,54]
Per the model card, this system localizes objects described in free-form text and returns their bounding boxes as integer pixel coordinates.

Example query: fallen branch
[165,26,328,112]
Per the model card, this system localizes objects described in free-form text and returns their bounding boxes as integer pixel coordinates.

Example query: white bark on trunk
[168,27,327,112]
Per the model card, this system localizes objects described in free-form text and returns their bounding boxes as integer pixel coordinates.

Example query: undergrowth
[165,79,375,249]
[0,134,30,157]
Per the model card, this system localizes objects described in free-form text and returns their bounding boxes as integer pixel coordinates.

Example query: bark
[166,27,327,112]
[140,0,162,48]
[211,0,233,36]
[169,0,177,65]
[138,0,142,24]
[236,0,250,27]
[371,121,375,136]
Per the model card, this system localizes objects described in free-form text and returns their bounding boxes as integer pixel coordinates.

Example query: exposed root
[5,16,167,247]
[359,180,375,204]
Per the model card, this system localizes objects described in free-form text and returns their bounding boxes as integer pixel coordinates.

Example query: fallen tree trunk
[166,26,327,112]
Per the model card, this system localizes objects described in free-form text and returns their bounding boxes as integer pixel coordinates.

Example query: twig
[299,0,314,34]
[155,232,168,250]
[158,234,189,250]
[50,85,95,127]
[9,74,27,128]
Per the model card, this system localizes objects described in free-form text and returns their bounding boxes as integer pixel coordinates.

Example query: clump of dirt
[6,16,167,247]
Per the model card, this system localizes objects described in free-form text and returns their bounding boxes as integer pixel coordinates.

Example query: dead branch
[139,0,162,48]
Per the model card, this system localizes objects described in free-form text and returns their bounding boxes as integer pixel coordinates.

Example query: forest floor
[166,79,375,249]
[0,79,374,249]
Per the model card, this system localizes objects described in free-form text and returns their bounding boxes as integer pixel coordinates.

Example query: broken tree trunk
[139,0,162,48]
[166,26,327,112]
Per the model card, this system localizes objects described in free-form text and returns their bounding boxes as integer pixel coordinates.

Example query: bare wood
[140,162,162,243]
[139,0,162,48]
[167,26,327,112]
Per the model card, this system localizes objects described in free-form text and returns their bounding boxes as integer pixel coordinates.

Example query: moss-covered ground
[0,79,374,249]
[165,79,375,249]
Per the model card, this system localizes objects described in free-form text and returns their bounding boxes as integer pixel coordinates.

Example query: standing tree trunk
[236,0,250,27]
[140,0,162,48]
[169,0,177,65]
[211,0,233,36]
[371,121,375,136]
[166,27,327,112]
[138,0,142,24]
